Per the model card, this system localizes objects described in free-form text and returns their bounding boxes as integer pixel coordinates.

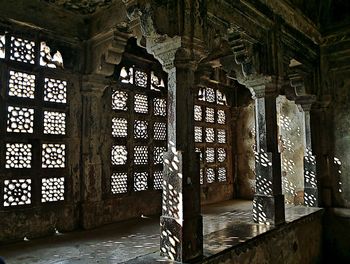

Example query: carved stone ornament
[146,36,182,72]
[89,28,132,76]
[44,0,115,15]
[227,26,256,77]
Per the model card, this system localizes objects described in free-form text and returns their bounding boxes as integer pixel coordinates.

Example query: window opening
[0,32,67,208]
[194,85,231,185]
[111,41,167,195]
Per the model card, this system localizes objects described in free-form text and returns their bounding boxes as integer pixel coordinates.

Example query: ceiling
[43,0,116,15]
[287,0,350,30]
[42,0,350,31]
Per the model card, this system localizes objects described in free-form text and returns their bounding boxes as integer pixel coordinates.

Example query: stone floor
[0,200,321,264]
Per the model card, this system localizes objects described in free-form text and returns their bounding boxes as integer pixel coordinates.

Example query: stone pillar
[297,98,319,207]
[147,37,202,262]
[246,77,285,225]
[80,74,107,228]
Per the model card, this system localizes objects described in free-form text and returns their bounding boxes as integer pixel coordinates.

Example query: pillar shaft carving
[297,97,319,207]
[245,77,285,225]
[146,36,202,262]
[289,72,319,207]
[80,75,108,204]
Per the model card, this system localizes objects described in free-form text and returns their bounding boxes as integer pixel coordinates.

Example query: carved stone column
[296,97,319,207]
[80,74,108,228]
[246,76,285,225]
[147,37,202,262]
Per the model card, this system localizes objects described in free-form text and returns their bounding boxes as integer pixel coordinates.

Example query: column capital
[146,36,182,73]
[296,95,317,112]
[241,75,283,99]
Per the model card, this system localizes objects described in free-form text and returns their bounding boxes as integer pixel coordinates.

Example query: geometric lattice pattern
[5,143,32,169]
[44,78,67,103]
[194,105,202,121]
[154,122,166,141]
[41,177,65,202]
[3,179,32,207]
[42,144,66,168]
[195,126,203,143]
[7,106,34,133]
[111,172,128,194]
[134,172,148,191]
[135,70,147,88]
[218,167,227,182]
[194,84,230,185]
[205,107,215,123]
[206,168,215,183]
[217,110,226,124]
[217,129,226,144]
[205,87,215,103]
[154,98,166,116]
[112,60,167,194]
[134,120,148,139]
[8,70,36,98]
[112,90,128,111]
[205,127,215,143]
[217,148,226,163]
[153,171,163,190]
[2,33,69,209]
[154,146,166,165]
[112,117,128,137]
[134,146,148,165]
[134,94,148,114]
[10,36,35,64]
[43,111,66,135]
[205,147,215,163]
[111,145,127,165]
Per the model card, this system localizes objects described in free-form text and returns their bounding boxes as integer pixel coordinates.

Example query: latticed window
[0,30,67,208]
[110,40,167,195]
[194,85,232,185]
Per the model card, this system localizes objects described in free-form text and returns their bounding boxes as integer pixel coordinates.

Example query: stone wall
[236,101,256,199]
[200,211,323,264]
[321,27,350,261]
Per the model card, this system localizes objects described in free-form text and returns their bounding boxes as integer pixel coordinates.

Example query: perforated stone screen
[110,52,167,195]
[1,32,68,209]
[194,85,231,185]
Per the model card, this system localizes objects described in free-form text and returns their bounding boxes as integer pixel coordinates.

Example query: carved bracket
[227,25,257,78]
[146,36,182,72]
[288,71,316,111]
[88,27,132,76]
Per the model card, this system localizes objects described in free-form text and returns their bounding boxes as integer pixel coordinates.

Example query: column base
[253,194,285,225]
[160,215,203,262]
[304,187,319,207]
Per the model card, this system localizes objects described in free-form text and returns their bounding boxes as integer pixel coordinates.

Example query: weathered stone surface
[277,96,304,205]
[200,210,323,264]
[236,101,256,199]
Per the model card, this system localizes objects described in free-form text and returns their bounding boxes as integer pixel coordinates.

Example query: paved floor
[0,200,321,264]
